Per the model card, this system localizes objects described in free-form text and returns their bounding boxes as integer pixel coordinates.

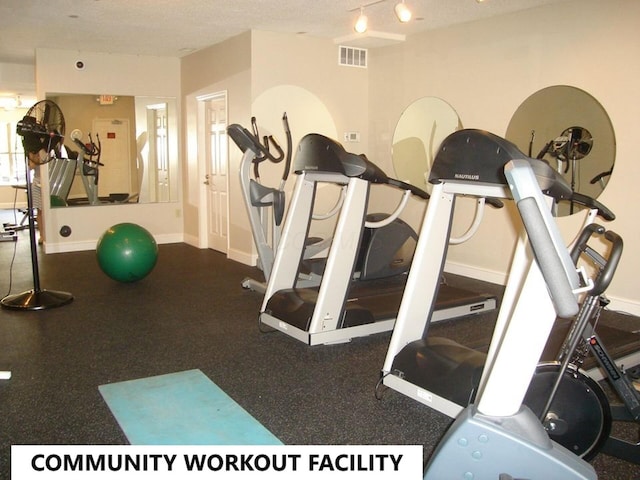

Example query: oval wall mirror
[506,85,615,216]
[392,96,462,191]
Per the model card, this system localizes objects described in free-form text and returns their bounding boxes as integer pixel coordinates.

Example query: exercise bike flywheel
[523,362,612,460]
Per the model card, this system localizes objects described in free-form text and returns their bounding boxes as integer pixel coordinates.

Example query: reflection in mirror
[392,97,462,191]
[45,93,178,206]
[506,86,615,217]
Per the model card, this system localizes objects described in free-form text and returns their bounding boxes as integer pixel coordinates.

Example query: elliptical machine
[229,114,294,292]
[70,132,103,205]
[230,114,337,292]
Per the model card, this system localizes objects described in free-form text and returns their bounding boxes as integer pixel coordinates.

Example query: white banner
[12,445,423,479]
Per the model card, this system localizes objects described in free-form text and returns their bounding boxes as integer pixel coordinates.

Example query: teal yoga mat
[99,369,282,445]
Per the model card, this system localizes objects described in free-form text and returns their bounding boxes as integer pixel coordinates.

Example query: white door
[92,118,131,198]
[201,93,228,253]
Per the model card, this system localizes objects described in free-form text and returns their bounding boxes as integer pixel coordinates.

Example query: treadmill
[381,129,636,421]
[259,133,497,346]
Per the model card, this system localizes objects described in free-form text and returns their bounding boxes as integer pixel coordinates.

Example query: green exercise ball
[96,223,158,283]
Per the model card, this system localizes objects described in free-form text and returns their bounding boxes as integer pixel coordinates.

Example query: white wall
[368,0,640,314]
[35,48,182,252]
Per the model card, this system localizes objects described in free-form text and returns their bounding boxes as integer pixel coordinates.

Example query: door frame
[196,90,229,252]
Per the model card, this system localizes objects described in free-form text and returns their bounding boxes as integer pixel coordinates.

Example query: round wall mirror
[392,97,462,190]
[506,85,615,216]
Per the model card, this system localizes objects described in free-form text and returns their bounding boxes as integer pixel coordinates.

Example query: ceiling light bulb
[395,1,412,23]
[354,9,368,33]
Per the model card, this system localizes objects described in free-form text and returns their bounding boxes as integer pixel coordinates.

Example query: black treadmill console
[430,129,576,203]
[430,129,528,186]
[294,133,389,184]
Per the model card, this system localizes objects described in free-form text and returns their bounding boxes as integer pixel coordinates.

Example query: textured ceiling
[0,0,570,65]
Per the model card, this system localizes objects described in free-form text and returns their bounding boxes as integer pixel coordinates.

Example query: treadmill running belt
[264,280,497,332]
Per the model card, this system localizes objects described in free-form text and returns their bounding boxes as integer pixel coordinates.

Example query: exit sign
[99,95,115,105]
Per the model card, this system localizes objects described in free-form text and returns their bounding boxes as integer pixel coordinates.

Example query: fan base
[1,289,74,311]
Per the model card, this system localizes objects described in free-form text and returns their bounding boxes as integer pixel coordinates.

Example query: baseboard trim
[605,297,640,318]
[444,260,640,317]
[227,248,256,267]
[444,261,507,286]
[182,233,201,248]
[45,233,184,253]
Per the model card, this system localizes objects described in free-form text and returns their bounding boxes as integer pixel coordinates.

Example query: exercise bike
[523,222,640,464]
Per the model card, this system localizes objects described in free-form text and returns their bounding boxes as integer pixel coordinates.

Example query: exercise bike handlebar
[570,223,623,296]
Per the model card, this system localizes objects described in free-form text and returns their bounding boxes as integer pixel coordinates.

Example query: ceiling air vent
[338,46,367,68]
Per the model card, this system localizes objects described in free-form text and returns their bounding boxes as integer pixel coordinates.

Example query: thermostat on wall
[343,131,360,142]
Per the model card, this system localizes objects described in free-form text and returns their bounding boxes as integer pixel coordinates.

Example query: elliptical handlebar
[228,114,293,186]
[249,116,285,164]
[280,113,292,182]
[71,133,103,167]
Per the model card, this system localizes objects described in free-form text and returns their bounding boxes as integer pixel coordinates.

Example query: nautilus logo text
[454,173,480,181]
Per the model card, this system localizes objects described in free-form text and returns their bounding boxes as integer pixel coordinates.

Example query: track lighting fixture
[354,7,368,33]
[353,0,413,33]
[394,0,412,23]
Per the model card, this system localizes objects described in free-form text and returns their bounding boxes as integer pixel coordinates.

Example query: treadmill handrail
[387,177,429,200]
[364,189,412,228]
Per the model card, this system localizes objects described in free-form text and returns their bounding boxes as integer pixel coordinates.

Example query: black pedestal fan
[1,99,73,310]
